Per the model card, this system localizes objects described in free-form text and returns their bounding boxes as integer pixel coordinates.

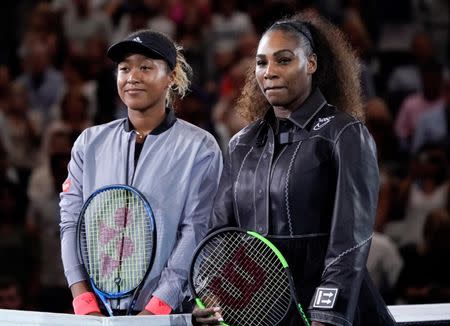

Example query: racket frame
[189,227,310,326]
[76,184,156,316]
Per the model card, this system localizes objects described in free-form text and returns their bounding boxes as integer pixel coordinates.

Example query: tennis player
[60,29,222,316]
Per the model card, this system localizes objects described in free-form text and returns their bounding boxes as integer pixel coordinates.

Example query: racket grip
[73,292,101,315]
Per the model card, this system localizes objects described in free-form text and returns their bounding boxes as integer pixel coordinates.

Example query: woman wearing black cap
[59,29,222,316]
[193,12,395,326]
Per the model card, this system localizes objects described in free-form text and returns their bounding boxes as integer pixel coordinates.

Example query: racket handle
[194,299,229,326]
[73,292,101,315]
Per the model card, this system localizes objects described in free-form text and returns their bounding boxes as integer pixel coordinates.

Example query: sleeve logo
[62,178,71,192]
[312,287,339,309]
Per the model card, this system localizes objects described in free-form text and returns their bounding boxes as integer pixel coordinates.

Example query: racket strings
[197,235,290,325]
[80,188,154,294]
[193,232,291,326]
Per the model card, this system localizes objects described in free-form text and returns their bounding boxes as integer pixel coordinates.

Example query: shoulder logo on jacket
[313,115,335,131]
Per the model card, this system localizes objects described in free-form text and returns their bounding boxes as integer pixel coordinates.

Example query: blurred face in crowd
[116,54,173,113]
[255,29,317,114]
[411,33,434,63]
[0,284,22,310]
[25,42,50,75]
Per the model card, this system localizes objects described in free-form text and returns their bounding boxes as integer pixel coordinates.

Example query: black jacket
[210,89,395,325]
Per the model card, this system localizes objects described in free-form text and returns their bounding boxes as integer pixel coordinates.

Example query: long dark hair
[236,12,364,122]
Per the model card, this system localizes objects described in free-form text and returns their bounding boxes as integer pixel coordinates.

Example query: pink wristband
[145,296,172,315]
[73,292,101,315]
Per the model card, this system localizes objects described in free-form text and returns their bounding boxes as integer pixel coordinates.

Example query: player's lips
[264,86,286,93]
[125,89,146,94]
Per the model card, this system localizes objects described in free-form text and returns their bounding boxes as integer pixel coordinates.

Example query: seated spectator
[0,181,35,306]
[412,78,450,153]
[387,32,436,97]
[365,98,401,231]
[1,82,40,191]
[26,126,73,313]
[15,36,65,127]
[385,143,449,247]
[0,276,24,310]
[394,60,445,151]
[341,8,376,101]
[367,232,403,304]
[395,209,450,304]
[61,0,113,57]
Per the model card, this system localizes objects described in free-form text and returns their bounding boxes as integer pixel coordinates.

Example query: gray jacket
[60,110,223,311]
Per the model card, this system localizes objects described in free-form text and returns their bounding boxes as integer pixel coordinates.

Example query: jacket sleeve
[59,131,88,287]
[308,122,379,326]
[208,146,238,231]
[151,138,223,309]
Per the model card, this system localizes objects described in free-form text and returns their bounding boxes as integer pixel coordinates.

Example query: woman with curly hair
[193,12,394,326]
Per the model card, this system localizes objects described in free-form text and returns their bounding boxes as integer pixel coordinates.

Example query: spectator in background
[0,276,24,310]
[1,82,40,191]
[385,143,449,248]
[340,8,376,101]
[0,180,35,307]
[173,89,217,139]
[0,64,11,110]
[395,209,450,304]
[61,0,113,57]
[365,97,401,168]
[174,0,212,87]
[61,56,97,120]
[26,126,73,313]
[59,89,92,134]
[412,78,450,153]
[387,32,436,98]
[0,141,19,186]
[394,60,445,152]
[15,36,65,127]
[367,232,403,304]
[112,2,176,43]
[210,0,254,52]
[207,0,254,85]
[212,58,250,151]
[365,98,401,231]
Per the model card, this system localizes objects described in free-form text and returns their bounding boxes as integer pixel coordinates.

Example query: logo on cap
[132,37,143,43]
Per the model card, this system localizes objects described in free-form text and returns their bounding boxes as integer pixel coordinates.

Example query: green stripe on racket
[189,227,310,326]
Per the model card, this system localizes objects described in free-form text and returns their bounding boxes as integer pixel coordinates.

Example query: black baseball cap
[107,30,177,70]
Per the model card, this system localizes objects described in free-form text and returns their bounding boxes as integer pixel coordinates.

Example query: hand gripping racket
[189,227,310,326]
[76,185,156,316]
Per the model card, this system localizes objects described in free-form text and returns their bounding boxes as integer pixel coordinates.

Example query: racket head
[189,227,295,326]
[76,184,156,300]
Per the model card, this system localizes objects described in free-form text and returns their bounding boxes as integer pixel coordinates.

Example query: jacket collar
[287,88,327,129]
[124,107,177,135]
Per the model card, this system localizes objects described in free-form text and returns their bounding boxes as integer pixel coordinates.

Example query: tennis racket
[76,184,156,316]
[189,227,310,326]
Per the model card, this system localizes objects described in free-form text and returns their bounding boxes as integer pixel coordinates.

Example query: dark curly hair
[236,12,364,122]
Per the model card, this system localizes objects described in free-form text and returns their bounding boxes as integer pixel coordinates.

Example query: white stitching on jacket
[285,141,302,237]
[321,233,373,277]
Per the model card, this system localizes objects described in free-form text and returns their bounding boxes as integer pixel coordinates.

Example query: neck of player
[128,105,166,137]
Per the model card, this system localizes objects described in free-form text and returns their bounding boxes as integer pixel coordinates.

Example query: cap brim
[106,40,166,63]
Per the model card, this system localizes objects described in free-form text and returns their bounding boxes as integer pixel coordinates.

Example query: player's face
[117,54,173,112]
[255,29,317,112]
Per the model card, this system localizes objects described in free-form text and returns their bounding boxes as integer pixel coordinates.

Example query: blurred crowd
[0,0,449,314]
